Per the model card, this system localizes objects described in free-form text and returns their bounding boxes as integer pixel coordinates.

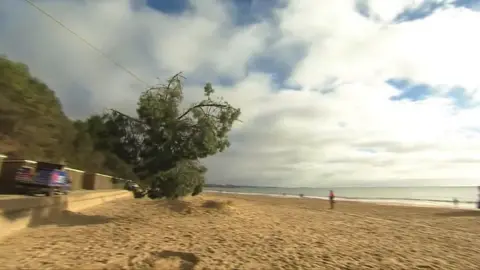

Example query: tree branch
[146,72,185,95]
[177,103,230,120]
[108,109,144,125]
[167,72,185,90]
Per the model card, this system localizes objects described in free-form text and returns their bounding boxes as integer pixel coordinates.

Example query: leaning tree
[103,73,241,199]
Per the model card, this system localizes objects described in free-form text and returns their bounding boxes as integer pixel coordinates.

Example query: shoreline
[205,189,479,210]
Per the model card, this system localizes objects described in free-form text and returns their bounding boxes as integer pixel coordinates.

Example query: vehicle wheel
[45,188,54,197]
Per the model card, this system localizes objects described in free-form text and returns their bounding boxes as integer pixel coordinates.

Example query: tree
[71,117,138,180]
[104,73,241,199]
[0,56,238,194]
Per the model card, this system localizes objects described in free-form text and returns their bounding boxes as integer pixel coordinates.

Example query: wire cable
[21,0,149,86]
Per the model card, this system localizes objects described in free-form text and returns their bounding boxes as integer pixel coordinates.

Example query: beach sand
[0,193,479,270]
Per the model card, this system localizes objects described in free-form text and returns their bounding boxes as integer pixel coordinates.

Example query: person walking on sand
[477,186,480,209]
[329,190,335,209]
[453,197,459,207]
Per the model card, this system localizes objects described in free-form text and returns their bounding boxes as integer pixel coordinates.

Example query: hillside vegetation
[0,56,136,179]
[0,56,240,198]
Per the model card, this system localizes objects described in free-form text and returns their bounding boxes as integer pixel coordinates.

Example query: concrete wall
[0,154,133,239]
[0,190,131,240]
[94,173,113,190]
[0,155,5,187]
[65,167,84,191]
[83,172,113,190]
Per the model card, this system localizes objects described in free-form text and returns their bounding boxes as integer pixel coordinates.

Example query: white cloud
[1,0,480,187]
[283,1,480,91]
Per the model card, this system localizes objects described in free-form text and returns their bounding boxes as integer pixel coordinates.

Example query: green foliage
[192,183,203,197]
[150,160,206,199]
[104,73,241,199]
[0,56,239,197]
[0,56,136,180]
[68,120,105,172]
[70,116,138,180]
[0,56,73,161]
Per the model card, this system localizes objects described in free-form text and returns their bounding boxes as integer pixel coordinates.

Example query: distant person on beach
[329,190,335,209]
[477,186,480,209]
[453,198,459,207]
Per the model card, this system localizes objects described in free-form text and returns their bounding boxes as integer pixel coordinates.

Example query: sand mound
[201,199,233,210]
[163,199,194,214]
[158,198,235,215]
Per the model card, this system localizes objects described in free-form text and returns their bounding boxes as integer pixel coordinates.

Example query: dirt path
[0,194,479,270]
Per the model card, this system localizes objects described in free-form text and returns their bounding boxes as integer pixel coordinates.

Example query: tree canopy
[0,56,240,198]
[103,73,241,198]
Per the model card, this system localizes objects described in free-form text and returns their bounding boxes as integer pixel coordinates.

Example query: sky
[0,0,480,187]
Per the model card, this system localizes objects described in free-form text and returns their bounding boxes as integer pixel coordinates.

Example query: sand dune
[0,193,478,269]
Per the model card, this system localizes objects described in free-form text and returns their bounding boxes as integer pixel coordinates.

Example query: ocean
[205,186,480,209]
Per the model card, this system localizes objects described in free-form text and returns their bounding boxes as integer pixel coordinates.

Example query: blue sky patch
[388,78,433,101]
[146,0,190,15]
[229,0,284,26]
[395,0,479,22]
[355,0,378,21]
[454,0,480,10]
[248,54,300,90]
[146,0,282,26]
[356,0,479,23]
[216,75,237,87]
[395,0,448,22]
[446,87,474,108]
[248,41,309,90]
[388,78,475,108]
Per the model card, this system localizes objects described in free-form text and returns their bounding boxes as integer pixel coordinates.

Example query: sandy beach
[0,193,479,270]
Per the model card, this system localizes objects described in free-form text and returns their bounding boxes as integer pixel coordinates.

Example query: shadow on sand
[435,210,480,217]
[2,195,115,228]
[152,250,200,270]
[29,210,115,227]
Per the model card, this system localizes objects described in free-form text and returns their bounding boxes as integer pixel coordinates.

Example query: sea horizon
[205,183,479,189]
[205,185,480,209]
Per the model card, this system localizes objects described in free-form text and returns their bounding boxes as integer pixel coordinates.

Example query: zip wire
[21,0,149,86]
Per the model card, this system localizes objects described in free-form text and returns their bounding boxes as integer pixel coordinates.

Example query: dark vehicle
[147,187,164,199]
[124,180,140,191]
[124,180,147,198]
[15,161,71,196]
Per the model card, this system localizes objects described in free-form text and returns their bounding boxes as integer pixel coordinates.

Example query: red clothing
[329,191,335,198]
